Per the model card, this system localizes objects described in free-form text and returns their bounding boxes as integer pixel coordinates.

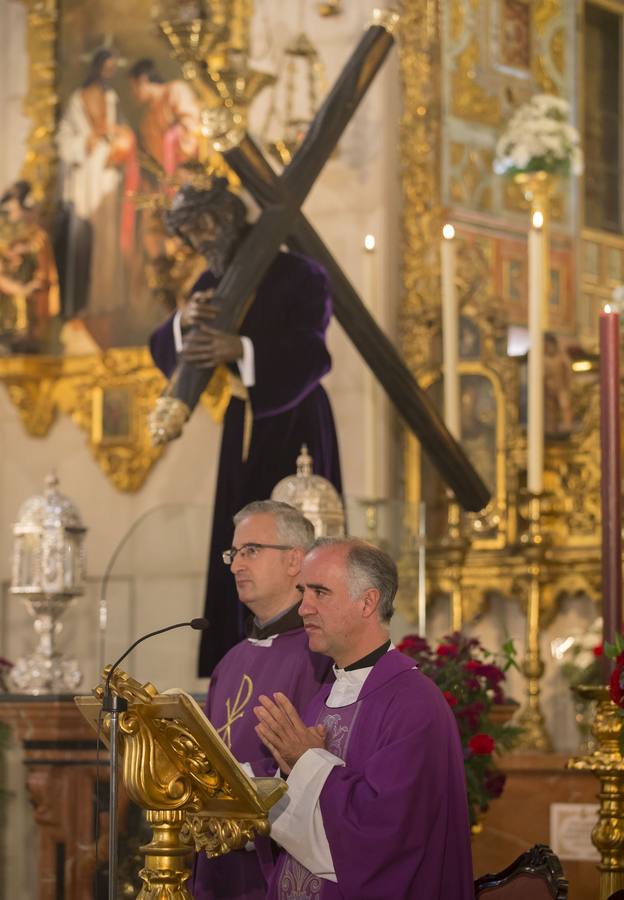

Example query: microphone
[104,617,210,703]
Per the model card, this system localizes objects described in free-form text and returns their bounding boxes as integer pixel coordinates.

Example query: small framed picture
[92,385,134,445]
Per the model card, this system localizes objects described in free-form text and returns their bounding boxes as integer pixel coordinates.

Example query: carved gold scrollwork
[77,669,287,893]
[398,0,443,373]
[568,687,624,899]
[533,0,564,94]
[153,717,232,799]
[21,0,58,207]
[183,812,271,858]
[0,350,167,491]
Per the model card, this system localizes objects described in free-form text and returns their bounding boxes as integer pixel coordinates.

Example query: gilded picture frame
[0,0,198,490]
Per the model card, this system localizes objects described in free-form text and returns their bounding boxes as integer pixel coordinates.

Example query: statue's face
[176,209,240,278]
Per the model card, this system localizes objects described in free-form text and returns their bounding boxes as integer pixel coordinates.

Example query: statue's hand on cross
[180,289,243,368]
[179,288,219,330]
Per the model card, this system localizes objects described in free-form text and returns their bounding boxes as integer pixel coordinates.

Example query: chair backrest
[474,844,568,899]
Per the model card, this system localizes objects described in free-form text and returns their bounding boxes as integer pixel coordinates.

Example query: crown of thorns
[164,179,247,235]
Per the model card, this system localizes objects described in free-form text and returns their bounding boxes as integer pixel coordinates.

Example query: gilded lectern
[75,669,287,898]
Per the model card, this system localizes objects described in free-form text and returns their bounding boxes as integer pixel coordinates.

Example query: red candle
[600,306,622,653]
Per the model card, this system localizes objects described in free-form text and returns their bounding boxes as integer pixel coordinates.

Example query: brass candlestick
[440,494,468,632]
[514,492,553,751]
[568,685,624,899]
[157,2,276,152]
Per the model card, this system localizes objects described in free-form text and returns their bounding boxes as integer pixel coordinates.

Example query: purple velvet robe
[268,650,474,900]
[192,628,334,900]
[149,251,342,676]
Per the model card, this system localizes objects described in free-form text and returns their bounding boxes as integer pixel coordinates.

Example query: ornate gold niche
[397,0,600,638]
[2,0,254,492]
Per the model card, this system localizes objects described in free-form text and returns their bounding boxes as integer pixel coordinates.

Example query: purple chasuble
[191,627,333,900]
[268,650,474,900]
[149,250,342,677]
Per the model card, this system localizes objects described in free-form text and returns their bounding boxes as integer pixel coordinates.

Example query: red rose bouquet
[396,631,521,827]
[605,634,624,709]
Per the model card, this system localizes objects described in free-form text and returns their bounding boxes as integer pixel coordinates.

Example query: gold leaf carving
[398,0,443,372]
[0,350,167,492]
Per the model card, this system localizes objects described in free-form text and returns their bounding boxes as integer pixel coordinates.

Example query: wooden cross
[153,12,490,513]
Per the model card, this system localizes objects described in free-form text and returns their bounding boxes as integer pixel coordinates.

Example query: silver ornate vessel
[271,444,345,537]
[10,473,87,694]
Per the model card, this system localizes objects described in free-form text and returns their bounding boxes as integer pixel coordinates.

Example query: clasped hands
[179,288,243,368]
[254,692,326,775]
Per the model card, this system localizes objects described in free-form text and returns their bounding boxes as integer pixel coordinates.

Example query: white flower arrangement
[494,93,584,178]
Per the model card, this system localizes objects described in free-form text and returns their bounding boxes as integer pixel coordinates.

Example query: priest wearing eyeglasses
[192,499,333,900]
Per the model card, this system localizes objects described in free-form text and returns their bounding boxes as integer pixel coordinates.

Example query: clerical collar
[343,640,392,671]
[247,601,303,640]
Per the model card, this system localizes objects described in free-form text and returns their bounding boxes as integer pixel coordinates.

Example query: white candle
[417,500,427,636]
[441,224,460,439]
[363,233,379,497]
[527,211,545,494]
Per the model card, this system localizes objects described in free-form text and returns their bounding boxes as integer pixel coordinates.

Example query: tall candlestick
[441,224,460,438]
[363,233,380,497]
[599,305,622,651]
[527,210,545,495]
[417,501,427,636]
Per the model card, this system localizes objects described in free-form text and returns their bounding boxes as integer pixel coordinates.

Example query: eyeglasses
[222,542,294,565]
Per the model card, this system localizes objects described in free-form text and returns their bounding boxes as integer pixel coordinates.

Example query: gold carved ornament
[6,0,260,491]
[0,349,167,492]
[568,686,624,900]
[76,668,286,897]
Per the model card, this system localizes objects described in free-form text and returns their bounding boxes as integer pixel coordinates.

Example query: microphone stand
[102,689,127,900]
[101,618,209,900]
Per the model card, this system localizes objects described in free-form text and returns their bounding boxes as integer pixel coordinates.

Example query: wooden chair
[474,844,568,899]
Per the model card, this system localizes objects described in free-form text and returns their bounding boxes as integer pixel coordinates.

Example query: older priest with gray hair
[192,501,333,900]
[254,538,474,899]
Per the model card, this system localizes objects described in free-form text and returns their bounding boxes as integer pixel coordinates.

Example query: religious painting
[549,267,561,313]
[500,245,527,324]
[460,373,498,497]
[459,317,481,360]
[500,0,531,71]
[547,247,575,333]
[607,246,623,285]
[53,0,205,353]
[583,240,600,283]
[92,385,134,445]
[0,0,207,359]
[0,182,61,355]
[504,258,525,304]
[421,370,500,541]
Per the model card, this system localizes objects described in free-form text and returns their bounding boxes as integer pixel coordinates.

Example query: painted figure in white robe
[57,50,136,317]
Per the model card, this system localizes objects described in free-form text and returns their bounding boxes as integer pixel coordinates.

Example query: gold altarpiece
[397,2,602,653]
[398,2,621,892]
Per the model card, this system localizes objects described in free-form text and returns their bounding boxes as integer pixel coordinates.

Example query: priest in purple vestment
[254,538,475,900]
[148,181,342,677]
[192,500,334,900]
